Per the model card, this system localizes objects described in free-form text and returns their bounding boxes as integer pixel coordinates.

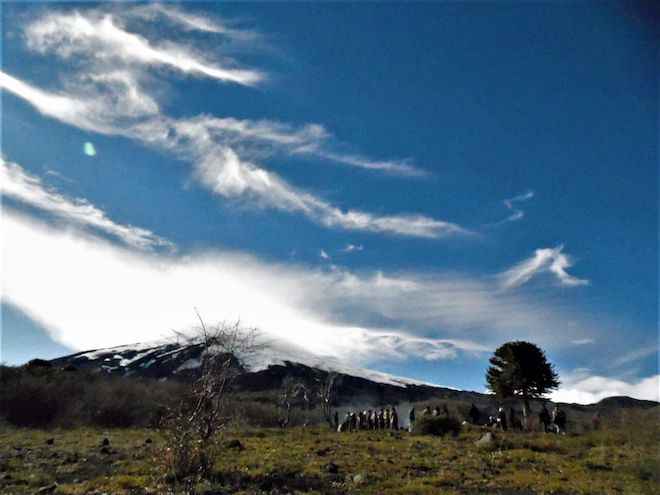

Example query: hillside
[47,339,657,421]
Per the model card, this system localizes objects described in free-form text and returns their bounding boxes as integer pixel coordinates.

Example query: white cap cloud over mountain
[2,209,484,365]
[551,369,659,404]
[2,172,597,367]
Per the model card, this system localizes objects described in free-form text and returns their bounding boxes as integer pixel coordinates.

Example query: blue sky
[1,1,657,403]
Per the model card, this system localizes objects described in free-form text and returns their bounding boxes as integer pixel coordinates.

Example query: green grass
[1,420,658,494]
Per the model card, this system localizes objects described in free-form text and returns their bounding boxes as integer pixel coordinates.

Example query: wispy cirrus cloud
[499,245,589,290]
[1,4,458,239]
[490,190,534,226]
[1,158,173,251]
[571,338,594,345]
[611,345,658,368]
[130,3,259,39]
[0,72,464,238]
[342,243,364,253]
[25,9,263,86]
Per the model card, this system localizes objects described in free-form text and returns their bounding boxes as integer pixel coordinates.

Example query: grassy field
[1,417,658,495]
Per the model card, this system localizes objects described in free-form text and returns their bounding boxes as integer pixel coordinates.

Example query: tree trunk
[522,393,531,431]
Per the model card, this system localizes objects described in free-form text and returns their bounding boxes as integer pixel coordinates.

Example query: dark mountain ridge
[47,340,657,416]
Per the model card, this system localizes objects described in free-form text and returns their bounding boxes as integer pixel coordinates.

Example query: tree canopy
[486,341,559,402]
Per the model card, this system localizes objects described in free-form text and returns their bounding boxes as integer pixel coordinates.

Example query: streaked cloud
[611,345,658,368]
[1,72,466,239]
[25,9,263,86]
[130,3,258,39]
[1,4,462,239]
[1,159,173,251]
[571,338,594,345]
[492,190,534,226]
[342,243,364,253]
[499,245,589,289]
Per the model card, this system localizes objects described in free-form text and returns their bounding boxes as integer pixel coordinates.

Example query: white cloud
[2,6,464,240]
[25,10,263,86]
[1,209,487,365]
[571,338,594,345]
[1,159,173,251]
[492,190,534,226]
[131,3,258,39]
[611,346,658,368]
[552,370,659,404]
[499,245,589,289]
[342,243,364,253]
[315,151,426,177]
[319,249,330,260]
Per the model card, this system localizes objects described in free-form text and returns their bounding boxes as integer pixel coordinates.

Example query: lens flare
[83,142,96,156]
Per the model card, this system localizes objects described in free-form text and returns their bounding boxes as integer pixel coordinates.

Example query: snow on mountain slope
[54,336,442,389]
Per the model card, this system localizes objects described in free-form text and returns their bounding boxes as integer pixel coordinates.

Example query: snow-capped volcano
[48,336,467,405]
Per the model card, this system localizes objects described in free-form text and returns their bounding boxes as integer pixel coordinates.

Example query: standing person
[334,411,339,431]
[554,407,567,434]
[391,407,399,430]
[551,406,559,434]
[422,406,431,417]
[509,407,518,430]
[497,407,508,431]
[432,406,440,417]
[409,407,416,432]
[592,410,601,431]
[442,404,450,417]
[539,404,551,433]
[384,408,391,430]
[369,409,376,430]
[469,403,480,425]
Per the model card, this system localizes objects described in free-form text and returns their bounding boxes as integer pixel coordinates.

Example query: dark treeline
[0,361,290,429]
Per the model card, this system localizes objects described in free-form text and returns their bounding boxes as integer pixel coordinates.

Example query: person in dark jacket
[497,407,508,431]
[409,407,416,432]
[539,404,551,432]
[469,403,480,425]
[391,407,399,430]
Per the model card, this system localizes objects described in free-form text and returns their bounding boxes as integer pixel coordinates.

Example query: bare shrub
[160,317,259,486]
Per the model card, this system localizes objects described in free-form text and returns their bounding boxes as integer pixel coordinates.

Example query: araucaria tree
[486,341,559,428]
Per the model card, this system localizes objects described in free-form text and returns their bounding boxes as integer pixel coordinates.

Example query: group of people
[335,406,401,432]
[334,402,569,434]
[485,404,567,434]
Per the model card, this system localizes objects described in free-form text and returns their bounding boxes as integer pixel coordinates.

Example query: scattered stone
[100,446,111,455]
[475,432,496,448]
[325,462,339,474]
[35,483,58,494]
[352,473,366,484]
[2,473,11,481]
[225,439,244,451]
[101,438,110,447]
[45,438,54,446]
[144,438,153,444]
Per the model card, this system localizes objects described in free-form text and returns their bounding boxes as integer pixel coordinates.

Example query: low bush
[0,364,184,428]
[413,415,462,437]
